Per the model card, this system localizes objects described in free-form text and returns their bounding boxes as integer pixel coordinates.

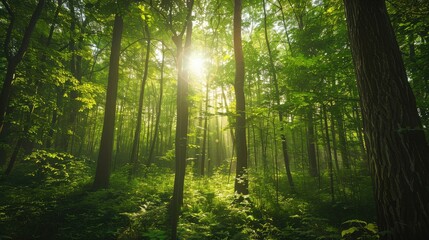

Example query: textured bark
[344,1,429,239]
[93,15,123,190]
[233,0,249,197]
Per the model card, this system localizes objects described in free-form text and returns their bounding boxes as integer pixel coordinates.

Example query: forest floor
[0,160,376,240]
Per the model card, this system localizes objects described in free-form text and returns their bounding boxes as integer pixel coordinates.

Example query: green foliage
[0,161,377,240]
[24,150,91,186]
[341,220,379,240]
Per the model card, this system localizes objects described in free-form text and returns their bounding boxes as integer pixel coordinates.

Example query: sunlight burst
[187,52,207,79]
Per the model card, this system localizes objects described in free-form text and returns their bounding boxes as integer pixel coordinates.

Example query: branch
[13,0,46,63]
[1,0,14,60]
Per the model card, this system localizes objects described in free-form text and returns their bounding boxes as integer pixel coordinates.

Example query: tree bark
[344,1,429,239]
[93,14,124,190]
[170,1,194,238]
[233,0,249,197]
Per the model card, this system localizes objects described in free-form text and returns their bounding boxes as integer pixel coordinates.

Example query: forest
[0,0,428,239]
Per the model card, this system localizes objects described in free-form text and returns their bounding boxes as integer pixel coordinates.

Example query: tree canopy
[0,0,428,239]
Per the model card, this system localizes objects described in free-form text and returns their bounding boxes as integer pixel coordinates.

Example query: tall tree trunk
[322,105,334,202]
[233,0,249,197]
[344,1,429,238]
[307,107,318,177]
[61,0,85,152]
[5,104,34,175]
[148,45,165,165]
[336,108,350,168]
[43,0,63,149]
[0,0,45,135]
[170,1,194,238]
[93,14,124,190]
[330,108,340,172]
[200,80,209,176]
[129,23,151,178]
[263,0,294,189]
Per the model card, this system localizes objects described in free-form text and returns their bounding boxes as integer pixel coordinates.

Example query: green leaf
[341,227,358,237]
[365,223,378,234]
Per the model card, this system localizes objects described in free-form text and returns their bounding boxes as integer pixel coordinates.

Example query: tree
[130,21,151,178]
[262,0,294,189]
[344,0,429,239]
[233,0,248,197]
[0,0,45,135]
[93,13,124,190]
[170,0,194,238]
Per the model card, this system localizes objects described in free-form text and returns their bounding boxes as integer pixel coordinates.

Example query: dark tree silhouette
[93,14,124,190]
[344,0,429,239]
[0,0,45,135]
[170,0,194,238]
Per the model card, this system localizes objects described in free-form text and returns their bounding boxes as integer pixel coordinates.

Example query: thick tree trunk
[233,0,249,197]
[93,14,124,190]
[344,1,429,239]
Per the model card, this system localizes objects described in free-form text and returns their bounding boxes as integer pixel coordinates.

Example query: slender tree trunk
[200,80,209,176]
[43,0,63,149]
[4,139,23,175]
[58,0,82,151]
[170,1,194,238]
[233,0,249,197]
[307,107,318,177]
[275,0,293,55]
[336,108,350,168]
[148,45,165,165]
[93,14,124,190]
[113,100,125,170]
[344,1,429,238]
[129,23,151,178]
[0,0,45,135]
[330,108,340,172]
[322,105,334,202]
[263,0,294,189]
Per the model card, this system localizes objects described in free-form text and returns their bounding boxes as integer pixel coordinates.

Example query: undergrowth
[0,151,376,239]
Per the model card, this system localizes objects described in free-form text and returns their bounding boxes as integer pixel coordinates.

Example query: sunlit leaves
[137,4,154,26]
[75,83,104,111]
